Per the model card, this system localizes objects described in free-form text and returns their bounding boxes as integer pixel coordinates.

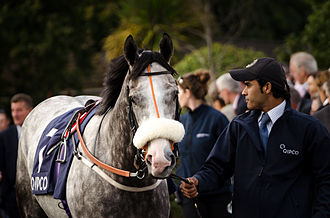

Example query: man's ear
[264,82,272,94]
[301,67,308,78]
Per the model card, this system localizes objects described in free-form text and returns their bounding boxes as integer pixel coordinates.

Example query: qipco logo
[280,144,299,156]
[31,176,48,192]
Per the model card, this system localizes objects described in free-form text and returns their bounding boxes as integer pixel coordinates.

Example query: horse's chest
[67,179,170,217]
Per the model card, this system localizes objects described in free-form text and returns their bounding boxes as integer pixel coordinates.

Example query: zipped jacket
[177,104,231,196]
[195,103,330,218]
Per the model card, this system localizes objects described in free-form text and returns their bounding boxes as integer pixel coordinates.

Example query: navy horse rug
[31,101,99,199]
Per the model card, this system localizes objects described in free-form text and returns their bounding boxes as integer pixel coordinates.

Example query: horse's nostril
[147,155,152,164]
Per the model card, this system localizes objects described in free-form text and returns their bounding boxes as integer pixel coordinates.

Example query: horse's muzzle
[145,138,176,178]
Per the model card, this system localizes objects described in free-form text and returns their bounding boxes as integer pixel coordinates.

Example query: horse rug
[31,104,98,199]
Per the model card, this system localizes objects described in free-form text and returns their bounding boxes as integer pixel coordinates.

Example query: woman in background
[176,69,232,218]
[307,70,330,114]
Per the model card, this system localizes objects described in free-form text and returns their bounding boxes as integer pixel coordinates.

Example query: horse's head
[123,33,184,178]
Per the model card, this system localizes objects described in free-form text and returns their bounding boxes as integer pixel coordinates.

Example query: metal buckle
[136,169,146,179]
[56,140,67,163]
[72,136,82,160]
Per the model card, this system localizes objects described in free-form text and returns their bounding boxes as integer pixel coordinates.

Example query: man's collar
[259,100,286,124]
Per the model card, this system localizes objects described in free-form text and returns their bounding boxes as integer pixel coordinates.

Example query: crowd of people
[0,51,329,218]
[178,54,330,218]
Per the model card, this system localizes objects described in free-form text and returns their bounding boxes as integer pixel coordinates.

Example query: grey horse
[16,33,184,217]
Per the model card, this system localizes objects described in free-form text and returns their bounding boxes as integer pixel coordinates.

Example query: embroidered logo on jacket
[196,133,210,138]
[280,144,299,155]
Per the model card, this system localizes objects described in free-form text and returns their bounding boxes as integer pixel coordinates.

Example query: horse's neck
[91,83,156,186]
[98,94,136,172]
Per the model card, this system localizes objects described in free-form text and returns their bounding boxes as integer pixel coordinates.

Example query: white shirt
[294,82,307,98]
[258,100,286,135]
[232,94,240,111]
[16,125,22,139]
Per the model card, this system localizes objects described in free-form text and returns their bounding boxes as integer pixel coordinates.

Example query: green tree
[0,1,120,105]
[174,42,265,78]
[276,0,330,69]
[103,0,204,62]
[210,0,311,41]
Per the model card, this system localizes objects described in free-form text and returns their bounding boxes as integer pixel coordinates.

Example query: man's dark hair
[257,78,291,100]
[11,93,33,108]
[290,88,301,105]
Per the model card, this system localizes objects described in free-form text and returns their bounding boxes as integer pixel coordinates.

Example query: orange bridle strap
[142,64,160,160]
[76,113,131,177]
[147,65,160,118]
[147,64,175,151]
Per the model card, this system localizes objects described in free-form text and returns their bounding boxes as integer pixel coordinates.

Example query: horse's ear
[159,33,173,63]
[124,35,138,66]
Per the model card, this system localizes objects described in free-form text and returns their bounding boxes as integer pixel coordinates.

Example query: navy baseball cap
[229,57,286,89]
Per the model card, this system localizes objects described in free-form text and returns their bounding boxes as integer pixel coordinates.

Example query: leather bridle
[75,65,180,182]
[127,66,181,164]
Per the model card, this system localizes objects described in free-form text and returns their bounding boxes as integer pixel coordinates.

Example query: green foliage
[0,1,120,104]
[174,43,265,78]
[211,0,311,40]
[103,0,202,61]
[0,0,326,109]
[170,195,183,218]
[276,0,330,69]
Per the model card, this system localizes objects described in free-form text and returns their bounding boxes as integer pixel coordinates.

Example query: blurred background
[1,0,329,108]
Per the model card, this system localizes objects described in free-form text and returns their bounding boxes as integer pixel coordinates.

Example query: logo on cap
[246,59,258,68]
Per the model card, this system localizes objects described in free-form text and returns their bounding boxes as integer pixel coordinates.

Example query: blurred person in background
[0,110,10,132]
[282,62,294,87]
[209,93,227,114]
[216,73,247,117]
[307,70,330,114]
[176,69,232,218]
[0,110,10,218]
[209,80,235,121]
[306,73,322,114]
[289,51,318,114]
[234,90,248,115]
[0,93,33,218]
[315,69,330,108]
[289,87,302,110]
[314,79,330,133]
[208,81,224,111]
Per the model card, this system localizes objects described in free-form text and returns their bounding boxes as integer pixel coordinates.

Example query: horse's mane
[97,50,177,115]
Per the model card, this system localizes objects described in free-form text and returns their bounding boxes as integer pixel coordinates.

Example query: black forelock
[128,50,177,80]
[97,50,177,115]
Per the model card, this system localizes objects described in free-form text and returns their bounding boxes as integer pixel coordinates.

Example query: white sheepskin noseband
[133,118,185,149]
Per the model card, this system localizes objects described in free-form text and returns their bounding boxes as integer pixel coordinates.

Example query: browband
[140,71,172,76]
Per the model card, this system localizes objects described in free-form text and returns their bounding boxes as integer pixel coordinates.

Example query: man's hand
[179,177,199,198]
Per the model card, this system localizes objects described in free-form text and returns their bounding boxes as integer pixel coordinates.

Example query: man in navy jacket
[180,58,330,218]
